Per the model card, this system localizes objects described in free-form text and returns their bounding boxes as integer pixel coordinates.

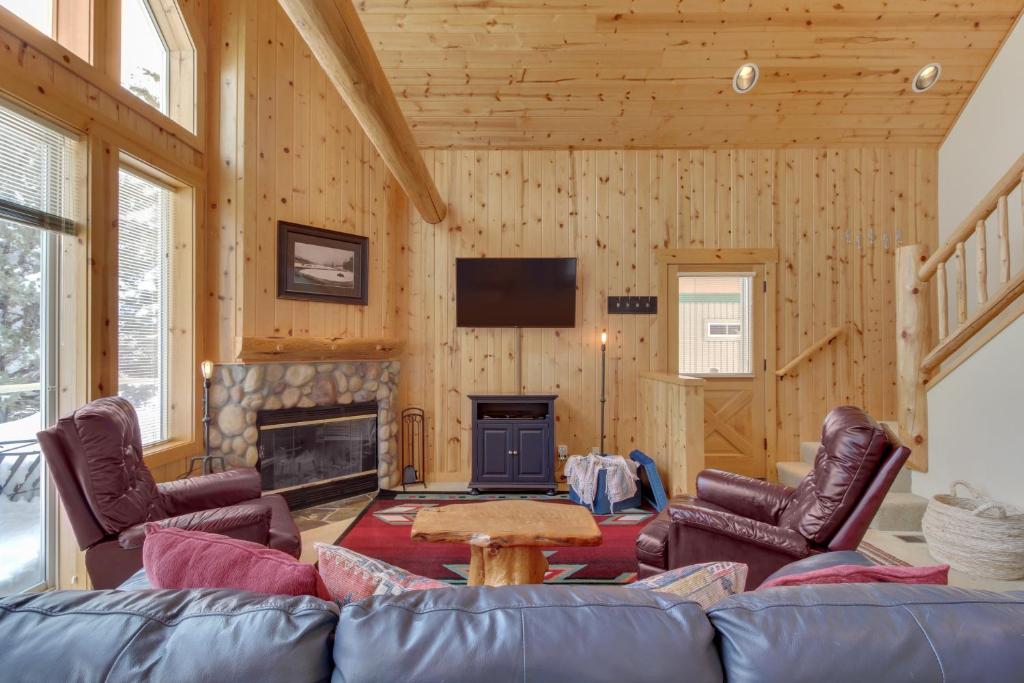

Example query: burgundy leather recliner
[636,406,911,587]
[37,396,302,588]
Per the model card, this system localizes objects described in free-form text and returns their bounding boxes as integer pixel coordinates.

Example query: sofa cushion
[0,588,337,683]
[335,585,723,683]
[777,407,890,544]
[55,396,161,535]
[708,583,1024,683]
[143,526,329,599]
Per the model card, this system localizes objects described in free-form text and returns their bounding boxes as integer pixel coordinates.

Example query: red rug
[334,492,656,585]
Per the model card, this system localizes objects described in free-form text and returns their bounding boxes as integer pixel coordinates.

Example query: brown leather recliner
[37,396,302,588]
[636,406,911,587]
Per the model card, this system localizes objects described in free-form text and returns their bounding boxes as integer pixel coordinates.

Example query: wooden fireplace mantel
[234,336,404,362]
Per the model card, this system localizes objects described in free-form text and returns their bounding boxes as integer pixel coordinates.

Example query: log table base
[411,500,602,587]
[469,546,548,587]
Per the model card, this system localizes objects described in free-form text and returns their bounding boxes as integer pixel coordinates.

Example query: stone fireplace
[207,361,399,491]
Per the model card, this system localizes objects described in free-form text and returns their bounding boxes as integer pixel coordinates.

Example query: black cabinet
[469,395,556,494]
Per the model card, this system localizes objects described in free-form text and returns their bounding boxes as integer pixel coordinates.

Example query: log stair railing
[895,151,1024,473]
[776,321,862,378]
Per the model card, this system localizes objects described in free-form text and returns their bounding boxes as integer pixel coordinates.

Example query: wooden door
[512,424,551,483]
[667,264,773,478]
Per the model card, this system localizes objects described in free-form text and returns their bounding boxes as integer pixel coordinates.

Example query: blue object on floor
[569,451,663,514]
[630,449,668,511]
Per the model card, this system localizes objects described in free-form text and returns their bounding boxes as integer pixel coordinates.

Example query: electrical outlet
[608,295,657,314]
[557,444,568,460]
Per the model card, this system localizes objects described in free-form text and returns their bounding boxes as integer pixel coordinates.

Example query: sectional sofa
[2,553,1023,682]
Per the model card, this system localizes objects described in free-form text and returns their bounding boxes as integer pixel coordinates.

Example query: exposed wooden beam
[277,0,446,224]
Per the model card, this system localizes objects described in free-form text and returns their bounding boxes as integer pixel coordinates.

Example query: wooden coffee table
[410,500,602,586]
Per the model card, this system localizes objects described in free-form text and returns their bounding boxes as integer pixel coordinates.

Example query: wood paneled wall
[206,0,406,362]
[401,148,937,483]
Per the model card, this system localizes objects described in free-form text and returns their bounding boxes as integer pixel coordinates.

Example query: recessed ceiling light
[912,63,941,93]
[733,63,760,94]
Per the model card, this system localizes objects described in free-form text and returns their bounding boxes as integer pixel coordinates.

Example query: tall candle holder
[181,360,225,478]
[600,330,607,456]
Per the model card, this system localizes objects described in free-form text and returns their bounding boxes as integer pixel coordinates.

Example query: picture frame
[277,221,368,305]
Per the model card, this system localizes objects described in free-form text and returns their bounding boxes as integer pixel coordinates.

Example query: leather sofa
[1,553,1022,683]
[36,396,301,588]
[637,406,911,586]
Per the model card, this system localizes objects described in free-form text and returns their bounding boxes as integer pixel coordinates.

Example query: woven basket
[922,481,1024,580]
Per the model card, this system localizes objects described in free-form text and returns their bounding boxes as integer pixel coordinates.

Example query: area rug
[333,492,656,585]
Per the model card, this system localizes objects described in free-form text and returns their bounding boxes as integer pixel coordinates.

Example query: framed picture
[277,221,368,304]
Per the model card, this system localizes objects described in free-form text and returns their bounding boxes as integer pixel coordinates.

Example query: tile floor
[292,493,375,563]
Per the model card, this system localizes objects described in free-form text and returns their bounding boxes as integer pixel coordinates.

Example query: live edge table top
[410,500,602,549]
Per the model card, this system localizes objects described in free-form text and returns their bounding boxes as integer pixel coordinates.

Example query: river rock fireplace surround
[206,360,400,503]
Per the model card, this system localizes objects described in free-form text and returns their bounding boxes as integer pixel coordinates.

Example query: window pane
[0,100,71,596]
[0,0,52,35]
[121,0,169,114]
[0,222,45,595]
[678,274,753,375]
[118,169,170,446]
[0,106,74,220]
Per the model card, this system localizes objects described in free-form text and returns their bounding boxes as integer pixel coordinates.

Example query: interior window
[117,167,171,446]
[678,274,753,375]
[120,0,170,115]
[0,101,77,595]
[0,0,53,36]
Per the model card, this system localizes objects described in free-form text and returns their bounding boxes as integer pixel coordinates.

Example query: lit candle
[600,331,607,345]
[200,360,215,380]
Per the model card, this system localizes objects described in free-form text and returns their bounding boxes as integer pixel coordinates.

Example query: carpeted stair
[776,438,927,532]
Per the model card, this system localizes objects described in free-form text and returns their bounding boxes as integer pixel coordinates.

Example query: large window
[0,0,53,36]
[0,101,77,595]
[118,168,171,446]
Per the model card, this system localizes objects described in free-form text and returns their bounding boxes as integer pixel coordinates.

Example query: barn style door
[666,259,774,479]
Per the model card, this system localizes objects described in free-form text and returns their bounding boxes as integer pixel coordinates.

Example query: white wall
[914,15,1024,507]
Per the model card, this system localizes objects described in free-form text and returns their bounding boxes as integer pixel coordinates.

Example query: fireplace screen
[257,404,377,492]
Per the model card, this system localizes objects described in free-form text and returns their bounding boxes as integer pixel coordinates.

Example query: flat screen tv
[456,258,577,328]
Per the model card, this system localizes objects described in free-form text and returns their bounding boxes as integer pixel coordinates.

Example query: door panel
[478,426,512,481]
[513,425,550,483]
[668,264,770,479]
[703,380,764,477]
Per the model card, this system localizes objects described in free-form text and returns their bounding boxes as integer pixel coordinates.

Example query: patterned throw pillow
[627,562,747,609]
[315,543,451,605]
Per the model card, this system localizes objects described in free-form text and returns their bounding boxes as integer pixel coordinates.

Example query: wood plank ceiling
[354,0,1024,149]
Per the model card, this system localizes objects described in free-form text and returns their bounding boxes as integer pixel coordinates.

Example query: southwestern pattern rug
[333,492,656,585]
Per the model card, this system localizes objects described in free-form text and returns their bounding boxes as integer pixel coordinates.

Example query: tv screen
[456,258,577,328]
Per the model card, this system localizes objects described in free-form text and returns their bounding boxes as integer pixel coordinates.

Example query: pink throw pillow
[143,525,330,599]
[315,542,451,604]
[759,563,949,590]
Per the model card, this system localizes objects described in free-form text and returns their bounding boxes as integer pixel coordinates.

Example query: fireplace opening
[256,401,379,509]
